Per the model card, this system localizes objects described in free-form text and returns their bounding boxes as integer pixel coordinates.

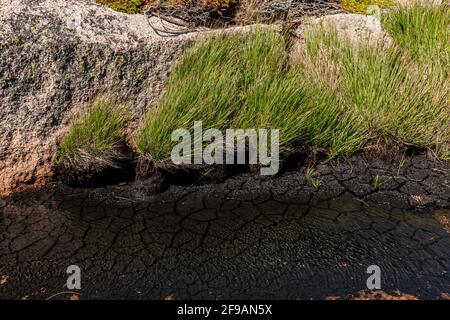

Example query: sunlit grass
[136,4,449,164]
[58,98,129,161]
[382,3,449,64]
[136,30,363,163]
[303,24,449,158]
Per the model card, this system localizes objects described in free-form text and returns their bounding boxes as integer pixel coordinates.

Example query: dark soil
[0,151,449,299]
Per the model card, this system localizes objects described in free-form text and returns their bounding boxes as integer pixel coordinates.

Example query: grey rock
[305,13,392,47]
[0,0,264,195]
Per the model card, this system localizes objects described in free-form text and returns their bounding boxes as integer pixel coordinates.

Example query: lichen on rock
[0,0,201,195]
[0,0,278,195]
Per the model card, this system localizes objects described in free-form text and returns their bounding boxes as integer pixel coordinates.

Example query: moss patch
[340,0,395,13]
[96,0,150,14]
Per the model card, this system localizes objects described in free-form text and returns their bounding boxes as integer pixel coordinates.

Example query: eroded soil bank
[0,152,449,299]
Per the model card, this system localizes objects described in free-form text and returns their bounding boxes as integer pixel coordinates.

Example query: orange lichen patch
[355,290,419,300]
[409,194,433,206]
[0,155,54,196]
[434,209,450,235]
[441,293,450,300]
[69,293,80,300]
[411,194,425,202]
[0,275,9,286]
[327,290,419,300]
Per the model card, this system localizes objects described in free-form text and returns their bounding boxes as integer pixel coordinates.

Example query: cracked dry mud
[0,153,449,299]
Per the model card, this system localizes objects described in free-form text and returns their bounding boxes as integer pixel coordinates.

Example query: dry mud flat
[0,152,449,299]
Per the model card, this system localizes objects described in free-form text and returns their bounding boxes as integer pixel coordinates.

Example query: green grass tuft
[303,24,449,158]
[58,98,129,161]
[136,5,449,164]
[136,30,362,163]
[382,3,450,64]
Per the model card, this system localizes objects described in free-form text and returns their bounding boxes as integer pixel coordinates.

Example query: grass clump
[306,167,322,189]
[302,20,449,159]
[136,30,361,163]
[58,98,129,162]
[382,3,450,64]
[136,4,449,165]
[340,0,395,13]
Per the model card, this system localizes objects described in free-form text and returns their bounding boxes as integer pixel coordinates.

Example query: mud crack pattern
[0,154,449,299]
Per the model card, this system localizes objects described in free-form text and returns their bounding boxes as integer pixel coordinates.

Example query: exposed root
[57,145,135,187]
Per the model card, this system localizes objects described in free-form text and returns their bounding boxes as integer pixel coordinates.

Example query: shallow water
[1,178,449,300]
